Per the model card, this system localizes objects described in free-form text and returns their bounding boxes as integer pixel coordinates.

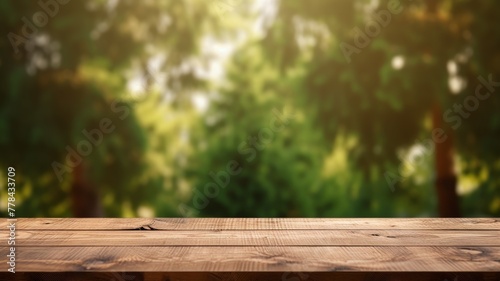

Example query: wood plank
[5,246,500,272]
[0,272,496,281]
[1,272,497,281]
[4,218,500,230]
[15,229,500,247]
[0,272,144,281]
[142,272,497,281]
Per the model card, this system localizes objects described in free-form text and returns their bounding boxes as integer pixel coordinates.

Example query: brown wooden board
[0,272,498,281]
[3,218,499,230]
[1,218,499,274]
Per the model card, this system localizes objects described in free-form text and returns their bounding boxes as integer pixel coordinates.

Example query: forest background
[1,0,500,218]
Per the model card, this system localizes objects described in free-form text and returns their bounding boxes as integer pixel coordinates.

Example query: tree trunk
[432,104,461,217]
[71,163,104,217]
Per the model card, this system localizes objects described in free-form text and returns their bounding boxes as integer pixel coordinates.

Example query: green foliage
[0,0,224,217]
[186,44,328,217]
[1,0,499,218]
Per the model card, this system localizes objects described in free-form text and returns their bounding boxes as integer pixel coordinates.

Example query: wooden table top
[2,218,500,272]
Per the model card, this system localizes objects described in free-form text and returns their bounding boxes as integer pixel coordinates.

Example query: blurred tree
[1,0,499,218]
[257,0,500,216]
[0,0,228,217]
[188,43,330,217]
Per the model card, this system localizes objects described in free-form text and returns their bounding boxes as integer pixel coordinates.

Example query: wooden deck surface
[1,218,499,279]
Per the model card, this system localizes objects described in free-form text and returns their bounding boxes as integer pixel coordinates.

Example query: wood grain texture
[5,246,500,272]
[15,229,500,246]
[2,218,500,230]
[1,272,498,281]
[1,218,499,273]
